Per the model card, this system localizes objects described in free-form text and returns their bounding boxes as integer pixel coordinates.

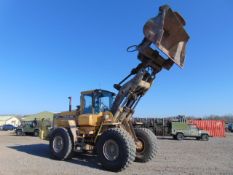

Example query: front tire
[176,133,184,141]
[49,128,73,160]
[134,128,157,162]
[96,128,136,172]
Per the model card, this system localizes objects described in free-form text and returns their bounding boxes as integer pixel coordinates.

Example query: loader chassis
[50,5,189,172]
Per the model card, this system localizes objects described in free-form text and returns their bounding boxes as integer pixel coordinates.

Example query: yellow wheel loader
[49,5,189,172]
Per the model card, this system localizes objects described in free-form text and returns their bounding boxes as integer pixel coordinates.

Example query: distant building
[0,116,21,127]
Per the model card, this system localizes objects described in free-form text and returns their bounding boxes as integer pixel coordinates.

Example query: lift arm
[111,5,189,125]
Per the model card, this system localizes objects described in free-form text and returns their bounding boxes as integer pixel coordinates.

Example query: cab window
[83,94,93,113]
[94,92,113,114]
[190,125,197,129]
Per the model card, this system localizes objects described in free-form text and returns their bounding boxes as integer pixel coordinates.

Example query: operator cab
[80,89,115,114]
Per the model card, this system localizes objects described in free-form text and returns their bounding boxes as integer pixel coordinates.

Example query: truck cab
[80,89,115,114]
[53,89,116,125]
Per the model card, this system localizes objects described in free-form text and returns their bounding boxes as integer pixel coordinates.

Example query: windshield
[94,92,114,114]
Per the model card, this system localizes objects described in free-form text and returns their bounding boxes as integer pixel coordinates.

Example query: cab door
[189,125,199,136]
[81,94,94,114]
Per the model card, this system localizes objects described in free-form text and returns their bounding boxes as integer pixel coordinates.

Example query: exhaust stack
[68,96,72,112]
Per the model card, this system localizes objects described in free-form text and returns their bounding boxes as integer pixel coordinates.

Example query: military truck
[16,120,39,136]
[171,122,209,141]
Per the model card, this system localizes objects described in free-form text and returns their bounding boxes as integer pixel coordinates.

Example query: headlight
[104,114,110,120]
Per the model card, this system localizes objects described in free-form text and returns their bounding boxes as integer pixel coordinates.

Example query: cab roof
[81,89,115,96]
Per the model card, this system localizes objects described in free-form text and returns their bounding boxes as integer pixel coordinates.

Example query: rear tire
[176,133,184,141]
[134,128,157,162]
[34,130,39,137]
[201,134,209,141]
[96,128,136,172]
[49,128,73,160]
[16,130,23,136]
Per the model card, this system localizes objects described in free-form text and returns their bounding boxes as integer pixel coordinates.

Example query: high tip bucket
[143,5,189,68]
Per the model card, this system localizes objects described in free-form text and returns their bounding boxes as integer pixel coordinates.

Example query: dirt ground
[0,131,232,175]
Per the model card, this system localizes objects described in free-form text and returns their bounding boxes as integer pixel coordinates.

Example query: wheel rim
[53,136,64,153]
[103,139,119,161]
[178,134,183,140]
[136,138,145,153]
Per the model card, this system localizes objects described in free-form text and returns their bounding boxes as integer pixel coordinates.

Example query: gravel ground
[0,131,233,175]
